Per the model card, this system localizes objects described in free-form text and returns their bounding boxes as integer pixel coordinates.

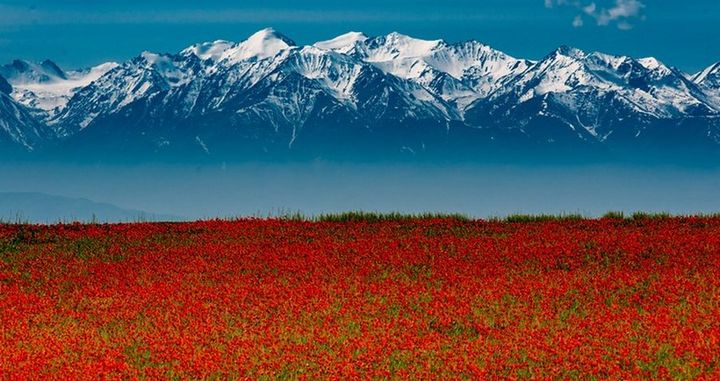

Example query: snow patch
[314,32,368,53]
[222,28,296,64]
[183,40,234,61]
[4,61,118,117]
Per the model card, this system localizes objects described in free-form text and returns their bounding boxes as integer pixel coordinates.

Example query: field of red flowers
[2,216,720,379]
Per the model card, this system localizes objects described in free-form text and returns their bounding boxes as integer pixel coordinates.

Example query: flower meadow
[1,217,720,379]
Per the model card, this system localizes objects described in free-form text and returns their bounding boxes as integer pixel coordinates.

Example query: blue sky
[0,0,718,73]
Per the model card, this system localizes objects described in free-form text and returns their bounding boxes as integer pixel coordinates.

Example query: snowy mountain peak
[2,29,720,160]
[552,45,586,60]
[249,27,294,42]
[9,60,29,71]
[221,28,296,64]
[637,57,675,77]
[586,52,632,70]
[694,62,720,86]
[88,62,120,75]
[1,59,67,85]
[314,32,532,108]
[139,51,162,64]
[385,31,440,44]
[132,52,193,88]
[364,32,443,61]
[182,40,234,61]
[694,62,720,108]
[637,57,662,70]
[39,60,66,79]
[314,32,368,53]
[0,59,118,118]
[245,28,296,50]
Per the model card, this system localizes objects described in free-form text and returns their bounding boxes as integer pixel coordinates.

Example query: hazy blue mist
[1,163,719,222]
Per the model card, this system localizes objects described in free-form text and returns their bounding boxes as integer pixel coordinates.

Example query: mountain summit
[0,29,719,163]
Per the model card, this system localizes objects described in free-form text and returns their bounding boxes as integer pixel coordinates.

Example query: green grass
[602,211,626,219]
[499,213,585,223]
[316,211,471,223]
[629,211,672,220]
[267,210,471,222]
[4,211,720,226]
[308,211,720,223]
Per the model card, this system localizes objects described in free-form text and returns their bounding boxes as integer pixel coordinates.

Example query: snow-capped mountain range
[1,28,719,163]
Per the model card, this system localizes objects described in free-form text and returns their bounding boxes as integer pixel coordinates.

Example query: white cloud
[572,15,584,27]
[546,0,645,30]
[583,3,597,15]
[617,21,633,30]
